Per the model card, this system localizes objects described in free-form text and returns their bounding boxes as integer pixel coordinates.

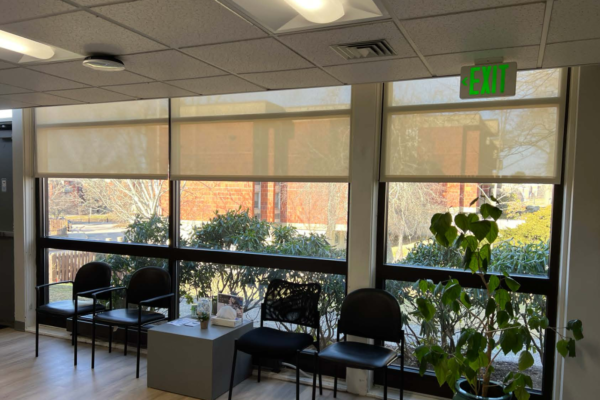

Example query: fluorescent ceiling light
[0,30,54,60]
[284,0,344,24]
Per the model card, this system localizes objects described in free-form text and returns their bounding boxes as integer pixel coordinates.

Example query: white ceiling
[0,0,598,109]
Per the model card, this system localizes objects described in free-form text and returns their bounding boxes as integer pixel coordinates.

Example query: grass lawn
[49,284,73,303]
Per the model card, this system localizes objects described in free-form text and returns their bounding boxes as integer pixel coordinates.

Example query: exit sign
[460,62,517,99]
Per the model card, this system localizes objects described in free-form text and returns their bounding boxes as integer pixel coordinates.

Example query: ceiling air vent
[331,39,396,60]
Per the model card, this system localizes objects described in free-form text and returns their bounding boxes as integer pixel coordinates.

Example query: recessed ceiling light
[284,0,344,24]
[82,56,125,72]
[0,30,54,60]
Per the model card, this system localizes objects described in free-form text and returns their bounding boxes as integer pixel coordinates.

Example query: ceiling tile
[0,83,31,95]
[103,82,196,98]
[1,93,82,106]
[71,0,132,5]
[427,46,539,76]
[0,11,165,56]
[387,0,535,20]
[324,58,430,84]
[94,0,267,48]
[0,61,16,70]
[279,22,415,66]
[0,98,34,109]
[183,38,313,74]
[241,68,341,90]
[543,39,600,68]
[547,0,600,43]
[0,69,88,91]
[30,61,152,86]
[46,88,135,103]
[402,4,545,56]
[166,75,264,95]
[120,50,224,81]
[0,0,75,25]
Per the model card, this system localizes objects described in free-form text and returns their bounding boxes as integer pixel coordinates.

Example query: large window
[377,69,566,399]
[36,87,350,334]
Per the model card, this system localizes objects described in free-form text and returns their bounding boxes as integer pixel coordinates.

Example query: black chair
[316,288,404,400]
[35,261,112,366]
[229,279,322,400]
[91,267,173,378]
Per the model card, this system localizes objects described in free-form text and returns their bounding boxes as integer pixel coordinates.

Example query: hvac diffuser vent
[331,39,396,60]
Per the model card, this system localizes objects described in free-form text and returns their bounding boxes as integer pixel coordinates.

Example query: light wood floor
[0,328,371,400]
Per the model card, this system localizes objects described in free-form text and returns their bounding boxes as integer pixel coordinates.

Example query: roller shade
[382,70,566,184]
[35,99,169,179]
[171,89,351,182]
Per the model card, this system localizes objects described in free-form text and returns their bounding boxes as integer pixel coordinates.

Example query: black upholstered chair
[229,279,322,400]
[35,261,112,366]
[316,288,404,400]
[91,267,173,378]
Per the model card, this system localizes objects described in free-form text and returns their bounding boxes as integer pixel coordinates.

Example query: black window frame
[373,69,572,400]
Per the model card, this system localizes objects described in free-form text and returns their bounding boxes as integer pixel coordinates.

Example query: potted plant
[414,198,584,400]
[198,312,210,329]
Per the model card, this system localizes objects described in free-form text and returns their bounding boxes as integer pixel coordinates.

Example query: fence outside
[50,251,96,282]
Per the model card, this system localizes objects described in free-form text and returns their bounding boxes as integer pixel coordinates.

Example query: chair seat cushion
[319,341,397,369]
[38,300,105,317]
[236,327,314,358]
[94,309,165,326]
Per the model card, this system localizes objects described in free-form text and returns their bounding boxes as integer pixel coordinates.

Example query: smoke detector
[82,55,125,72]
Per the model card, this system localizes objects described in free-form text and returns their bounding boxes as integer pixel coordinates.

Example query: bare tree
[81,179,167,222]
[48,179,84,219]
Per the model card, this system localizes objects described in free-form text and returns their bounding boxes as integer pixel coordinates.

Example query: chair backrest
[126,267,171,308]
[337,288,402,343]
[261,279,321,329]
[73,262,112,300]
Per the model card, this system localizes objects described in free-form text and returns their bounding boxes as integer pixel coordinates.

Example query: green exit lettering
[461,62,516,99]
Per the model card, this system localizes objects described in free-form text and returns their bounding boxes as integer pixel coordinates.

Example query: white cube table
[148,319,253,400]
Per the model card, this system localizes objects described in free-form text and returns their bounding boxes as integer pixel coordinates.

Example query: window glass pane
[48,249,168,316]
[173,86,351,118]
[384,107,560,181]
[47,178,169,245]
[386,182,553,276]
[180,181,348,259]
[385,280,546,390]
[179,262,345,348]
[390,69,561,106]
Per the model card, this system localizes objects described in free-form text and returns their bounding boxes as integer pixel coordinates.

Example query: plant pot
[453,379,512,400]
[201,320,209,329]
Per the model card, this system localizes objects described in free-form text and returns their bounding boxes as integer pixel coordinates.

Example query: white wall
[12,108,36,330]
[559,65,600,399]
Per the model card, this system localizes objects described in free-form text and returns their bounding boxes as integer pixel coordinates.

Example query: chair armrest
[77,286,113,297]
[139,293,174,306]
[36,281,73,291]
[92,287,126,300]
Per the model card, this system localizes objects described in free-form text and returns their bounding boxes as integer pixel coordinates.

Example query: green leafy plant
[198,312,210,322]
[415,198,583,399]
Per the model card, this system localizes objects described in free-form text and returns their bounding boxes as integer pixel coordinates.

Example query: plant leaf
[486,221,499,243]
[442,283,462,306]
[455,214,469,231]
[518,351,534,371]
[460,292,471,309]
[567,319,584,341]
[470,220,491,241]
[505,276,521,292]
[495,289,510,310]
[557,339,569,357]
[514,386,531,400]
[417,298,436,321]
[485,298,496,318]
[488,275,500,292]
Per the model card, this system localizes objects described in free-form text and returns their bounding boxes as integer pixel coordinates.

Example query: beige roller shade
[171,88,351,182]
[35,100,169,179]
[382,69,567,184]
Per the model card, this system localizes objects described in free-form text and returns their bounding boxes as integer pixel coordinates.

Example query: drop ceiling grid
[0,0,597,107]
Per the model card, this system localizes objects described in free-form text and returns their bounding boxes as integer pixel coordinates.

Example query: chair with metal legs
[315,288,405,400]
[228,279,322,400]
[90,267,173,378]
[35,261,111,366]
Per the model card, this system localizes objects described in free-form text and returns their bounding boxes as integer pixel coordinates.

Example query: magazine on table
[212,293,244,327]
